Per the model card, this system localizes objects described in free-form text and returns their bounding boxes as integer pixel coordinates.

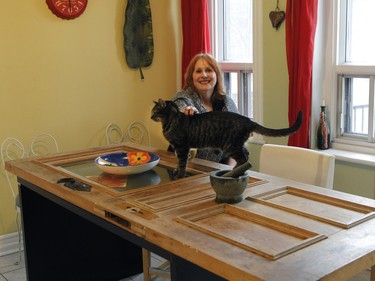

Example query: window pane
[223,71,253,118]
[213,0,253,118]
[223,0,252,62]
[224,72,238,106]
[342,77,369,134]
[243,71,253,119]
[345,0,375,64]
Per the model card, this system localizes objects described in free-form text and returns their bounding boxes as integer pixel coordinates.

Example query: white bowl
[95,151,160,176]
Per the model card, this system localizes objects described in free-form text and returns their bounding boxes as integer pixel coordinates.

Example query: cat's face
[151,99,165,122]
[151,99,180,122]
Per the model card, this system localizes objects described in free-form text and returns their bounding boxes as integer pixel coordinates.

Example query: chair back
[28,133,59,157]
[105,121,151,146]
[1,138,27,199]
[259,144,335,189]
[106,123,125,145]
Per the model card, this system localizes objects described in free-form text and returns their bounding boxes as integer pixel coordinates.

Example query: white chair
[105,123,125,145]
[126,121,151,146]
[105,121,151,146]
[28,132,59,157]
[259,144,335,189]
[106,123,165,279]
[1,138,27,263]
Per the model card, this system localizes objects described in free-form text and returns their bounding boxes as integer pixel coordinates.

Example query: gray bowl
[209,170,250,204]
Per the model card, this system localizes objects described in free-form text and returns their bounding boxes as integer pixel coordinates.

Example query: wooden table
[5,143,375,281]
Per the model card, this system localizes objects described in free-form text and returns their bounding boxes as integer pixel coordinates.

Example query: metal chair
[28,132,59,157]
[106,123,161,280]
[259,144,335,189]
[1,138,27,263]
[105,123,125,145]
[105,121,151,146]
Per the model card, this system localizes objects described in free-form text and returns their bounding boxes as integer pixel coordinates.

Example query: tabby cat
[151,99,302,178]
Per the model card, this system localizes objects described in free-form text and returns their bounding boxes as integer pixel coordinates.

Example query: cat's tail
[253,111,303,137]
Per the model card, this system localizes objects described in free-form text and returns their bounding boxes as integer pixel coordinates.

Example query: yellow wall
[0,0,180,235]
[262,1,289,141]
[0,1,373,236]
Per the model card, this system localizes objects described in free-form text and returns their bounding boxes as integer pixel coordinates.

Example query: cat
[151,98,302,178]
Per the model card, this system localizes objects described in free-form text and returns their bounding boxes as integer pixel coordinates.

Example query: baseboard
[0,232,23,257]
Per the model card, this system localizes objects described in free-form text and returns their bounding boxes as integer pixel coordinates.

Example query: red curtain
[181,0,211,85]
[286,0,318,148]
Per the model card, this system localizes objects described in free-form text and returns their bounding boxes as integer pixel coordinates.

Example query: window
[335,0,375,147]
[209,0,261,120]
[338,75,371,137]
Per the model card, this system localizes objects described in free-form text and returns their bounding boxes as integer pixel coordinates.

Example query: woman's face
[192,59,217,95]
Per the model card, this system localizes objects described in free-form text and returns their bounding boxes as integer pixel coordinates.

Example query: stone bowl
[209,170,250,204]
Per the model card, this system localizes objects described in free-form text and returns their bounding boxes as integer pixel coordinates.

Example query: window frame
[321,0,375,153]
[337,74,374,141]
[208,0,263,124]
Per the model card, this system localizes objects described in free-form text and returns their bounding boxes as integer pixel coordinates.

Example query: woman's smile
[193,59,217,94]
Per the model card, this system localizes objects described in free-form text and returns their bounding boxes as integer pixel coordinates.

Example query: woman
[171,53,238,165]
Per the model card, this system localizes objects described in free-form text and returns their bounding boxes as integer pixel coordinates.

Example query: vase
[317,106,330,150]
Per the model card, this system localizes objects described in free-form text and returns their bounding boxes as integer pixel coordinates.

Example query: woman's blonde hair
[183,53,226,99]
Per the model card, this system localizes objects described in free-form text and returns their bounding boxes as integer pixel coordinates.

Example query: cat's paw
[172,168,187,179]
[171,169,180,180]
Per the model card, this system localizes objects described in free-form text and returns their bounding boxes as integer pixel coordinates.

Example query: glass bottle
[317,105,330,150]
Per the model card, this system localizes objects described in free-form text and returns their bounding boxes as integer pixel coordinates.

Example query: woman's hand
[181,106,198,116]
[226,157,237,166]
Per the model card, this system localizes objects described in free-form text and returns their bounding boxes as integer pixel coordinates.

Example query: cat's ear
[158,98,166,107]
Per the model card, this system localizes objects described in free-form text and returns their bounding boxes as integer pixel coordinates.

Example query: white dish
[95,151,160,176]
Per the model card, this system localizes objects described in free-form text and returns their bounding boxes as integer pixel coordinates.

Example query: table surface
[5,142,375,281]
